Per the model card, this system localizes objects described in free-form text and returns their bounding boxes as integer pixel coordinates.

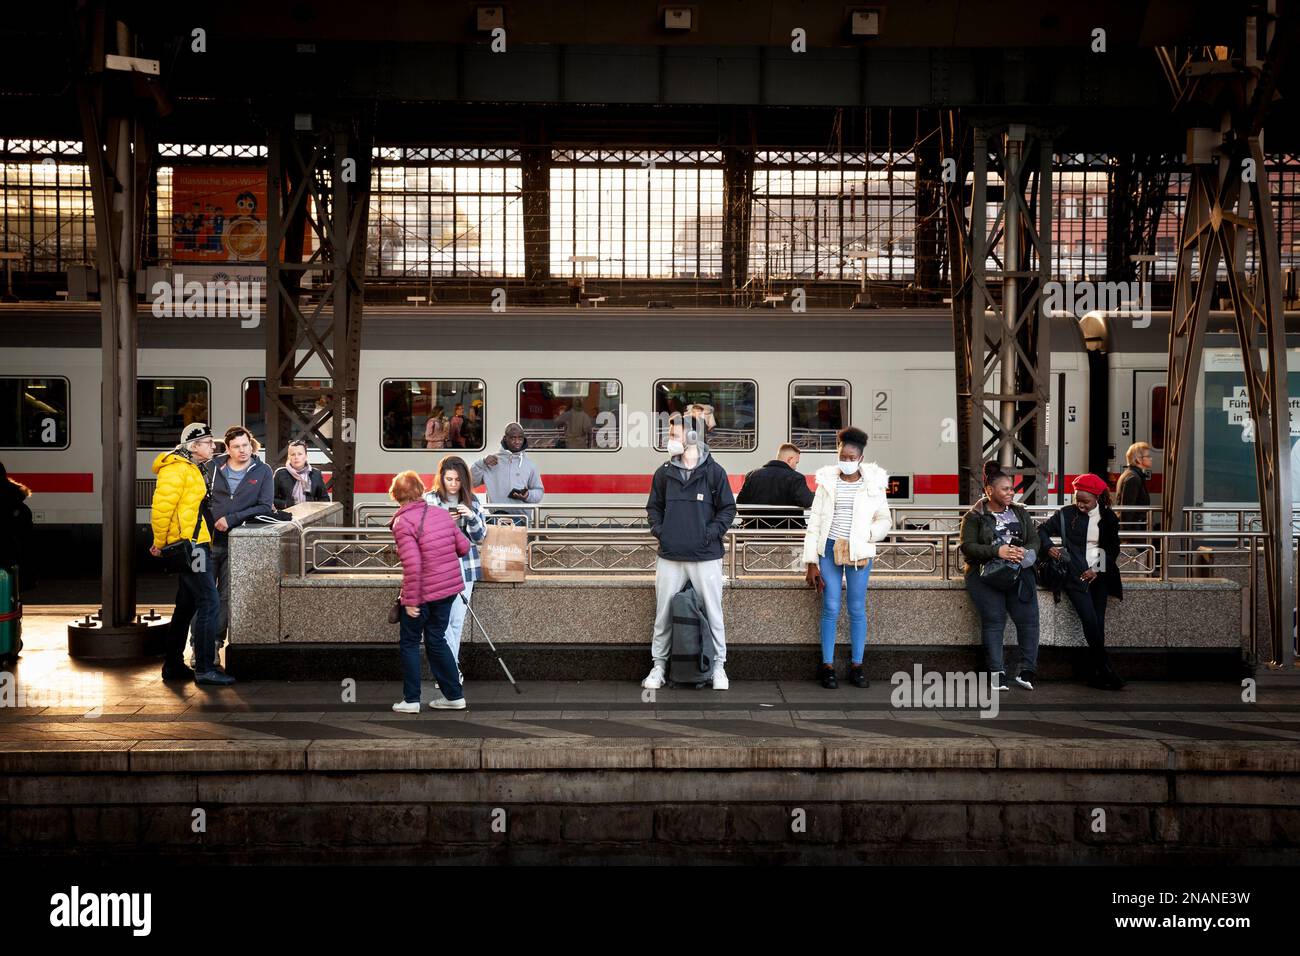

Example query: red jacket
[392,501,471,606]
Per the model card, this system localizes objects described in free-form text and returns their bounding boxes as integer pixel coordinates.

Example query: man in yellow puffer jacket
[148,423,233,686]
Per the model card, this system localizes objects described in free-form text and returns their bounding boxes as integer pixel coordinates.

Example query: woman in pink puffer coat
[388,470,471,713]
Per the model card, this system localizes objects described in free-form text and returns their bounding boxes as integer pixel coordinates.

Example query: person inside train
[1037,473,1127,691]
[203,425,275,666]
[471,422,544,524]
[424,405,449,449]
[737,442,815,528]
[554,399,594,449]
[1115,441,1154,531]
[149,424,229,685]
[643,414,735,691]
[273,439,329,510]
[959,461,1040,692]
[388,470,471,713]
[448,403,466,448]
[801,427,892,689]
[423,455,487,683]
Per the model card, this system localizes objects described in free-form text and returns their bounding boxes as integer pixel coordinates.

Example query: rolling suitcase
[0,566,22,668]
[667,582,714,689]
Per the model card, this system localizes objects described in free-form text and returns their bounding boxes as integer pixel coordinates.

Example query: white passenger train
[0,304,1292,554]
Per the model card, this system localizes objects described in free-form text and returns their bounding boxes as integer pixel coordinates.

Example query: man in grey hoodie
[471,422,545,524]
[642,417,736,690]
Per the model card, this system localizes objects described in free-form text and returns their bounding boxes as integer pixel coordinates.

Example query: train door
[1132,370,1166,510]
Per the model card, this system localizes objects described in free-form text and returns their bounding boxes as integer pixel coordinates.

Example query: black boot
[161,660,194,682]
[847,663,869,688]
[819,664,838,689]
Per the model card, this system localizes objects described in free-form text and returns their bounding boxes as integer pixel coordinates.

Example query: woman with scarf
[273,440,330,509]
[1037,473,1126,691]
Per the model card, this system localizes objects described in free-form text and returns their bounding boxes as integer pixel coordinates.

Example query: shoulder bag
[158,506,205,574]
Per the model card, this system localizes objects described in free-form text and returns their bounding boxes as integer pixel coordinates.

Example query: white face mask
[666,439,685,456]
[838,460,860,476]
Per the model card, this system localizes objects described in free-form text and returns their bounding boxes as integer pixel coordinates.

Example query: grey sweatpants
[650,557,727,667]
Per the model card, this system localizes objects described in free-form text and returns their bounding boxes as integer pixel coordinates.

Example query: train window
[137,378,209,449]
[517,380,621,450]
[1151,385,1166,450]
[789,381,849,451]
[243,378,333,450]
[653,380,757,451]
[0,377,69,449]
[381,379,486,451]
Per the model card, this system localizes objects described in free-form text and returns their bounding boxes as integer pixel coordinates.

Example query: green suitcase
[0,566,22,667]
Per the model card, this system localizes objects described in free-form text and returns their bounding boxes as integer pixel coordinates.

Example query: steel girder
[265,118,373,519]
[960,124,1054,504]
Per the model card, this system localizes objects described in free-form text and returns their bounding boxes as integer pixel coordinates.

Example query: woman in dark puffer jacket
[389,470,471,713]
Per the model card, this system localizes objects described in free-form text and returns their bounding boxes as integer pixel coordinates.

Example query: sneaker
[194,670,236,687]
[819,664,838,689]
[642,663,666,689]
[1014,671,1035,691]
[991,671,1009,692]
[848,663,869,688]
[432,696,467,710]
[710,665,729,691]
[392,700,421,714]
[161,661,194,683]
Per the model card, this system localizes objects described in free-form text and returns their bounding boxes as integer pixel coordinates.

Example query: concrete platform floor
[5,610,1300,749]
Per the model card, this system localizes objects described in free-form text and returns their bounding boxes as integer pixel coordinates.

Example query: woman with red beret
[1037,473,1126,690]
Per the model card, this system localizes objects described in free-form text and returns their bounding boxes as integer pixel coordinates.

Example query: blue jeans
[445,579,473,663]
[398,595,462,703]
[170,545,219,673]
[965,569,1040,675]
[819,539,872,665]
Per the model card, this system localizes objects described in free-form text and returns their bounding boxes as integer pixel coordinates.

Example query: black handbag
[979,559,1021,591]
[1035,552,1071,601]
[158,509,205,574]
[388,504,429,624]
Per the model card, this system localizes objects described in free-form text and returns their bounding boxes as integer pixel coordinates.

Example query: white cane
[461,592,522,693]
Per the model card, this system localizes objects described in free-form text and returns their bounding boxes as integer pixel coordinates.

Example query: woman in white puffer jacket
[801,426,892,689]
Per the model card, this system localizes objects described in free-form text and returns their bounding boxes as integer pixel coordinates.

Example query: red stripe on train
[353,473,976,496]
[9,473,94,493]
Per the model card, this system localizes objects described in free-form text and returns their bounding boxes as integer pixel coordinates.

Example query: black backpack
[667,582,714,689]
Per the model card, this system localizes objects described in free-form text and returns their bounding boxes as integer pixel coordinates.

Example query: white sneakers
[641,663,730,690]
[429,690,467,710]
[391,701,421,714]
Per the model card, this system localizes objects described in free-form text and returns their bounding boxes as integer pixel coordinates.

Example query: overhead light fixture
[849,7,882,37]
[663,7,693,30]
[477,5,505,31]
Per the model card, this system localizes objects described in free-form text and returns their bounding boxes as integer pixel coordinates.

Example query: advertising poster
[171,167,269,264]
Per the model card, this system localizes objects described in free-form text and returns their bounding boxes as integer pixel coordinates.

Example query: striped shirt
[828,477,859,540]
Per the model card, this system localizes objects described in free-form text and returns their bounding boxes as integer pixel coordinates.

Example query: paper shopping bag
[481,523,528,582]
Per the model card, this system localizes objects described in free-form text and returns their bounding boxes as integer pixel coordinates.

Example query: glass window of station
[243,378,333,452]
[654,380,757,451]
[137,378,209,449]
[0,377,70,449]
[517,380,622,450]
[381,379,486,451]
[789,381,849,451]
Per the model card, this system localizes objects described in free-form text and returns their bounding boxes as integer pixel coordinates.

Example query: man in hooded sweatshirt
[642,414,736,690]
[471,422,545,524]
[149,423,232,685]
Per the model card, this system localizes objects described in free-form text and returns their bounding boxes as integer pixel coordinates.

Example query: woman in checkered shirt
[423,456,488,679]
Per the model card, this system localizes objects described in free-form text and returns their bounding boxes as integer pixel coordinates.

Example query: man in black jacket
[736,443,814,527]
[642,417,736,691]
[202,425,275,663]
[1114,442,1154,530]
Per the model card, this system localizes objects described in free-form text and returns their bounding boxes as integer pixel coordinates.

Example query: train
[2,303,1296,570]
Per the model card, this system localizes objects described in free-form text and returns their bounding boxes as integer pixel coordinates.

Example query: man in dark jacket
[202,425,274,660]
[736,443,814,527]
[642,417,736,691]
[1114,441,1154,530]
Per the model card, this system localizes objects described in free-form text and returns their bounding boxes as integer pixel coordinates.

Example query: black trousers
[1063,578,1115,676]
